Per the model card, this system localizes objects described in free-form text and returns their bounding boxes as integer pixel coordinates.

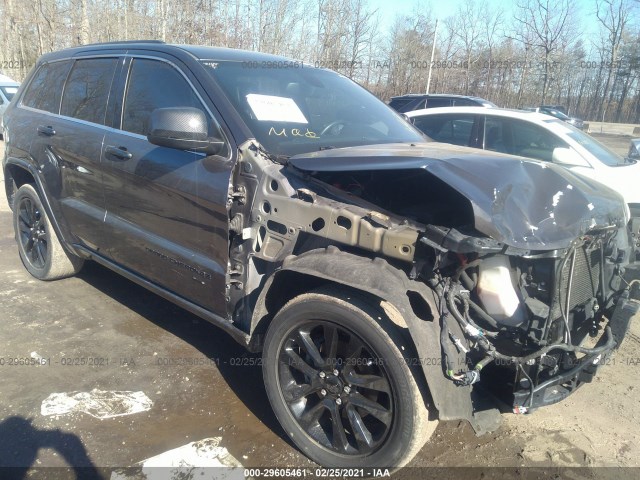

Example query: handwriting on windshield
[269,127,319,138]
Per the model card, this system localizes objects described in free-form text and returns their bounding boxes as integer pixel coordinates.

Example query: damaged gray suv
[3,42,639,468]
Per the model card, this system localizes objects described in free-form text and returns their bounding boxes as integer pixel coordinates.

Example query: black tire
[13,184,84,280]
[262,287,436,468]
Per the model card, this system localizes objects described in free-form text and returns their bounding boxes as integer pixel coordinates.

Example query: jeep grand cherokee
[2,41,638,469]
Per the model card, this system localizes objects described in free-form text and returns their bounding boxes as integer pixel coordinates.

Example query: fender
[4,156,84,258]
[250,246,499,432]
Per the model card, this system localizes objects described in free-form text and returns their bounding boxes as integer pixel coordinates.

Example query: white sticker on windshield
[246,94,308,124]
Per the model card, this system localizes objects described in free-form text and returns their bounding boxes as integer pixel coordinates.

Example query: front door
[101,56,233,316]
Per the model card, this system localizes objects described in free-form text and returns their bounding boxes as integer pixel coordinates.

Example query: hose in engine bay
[441,261,617,387]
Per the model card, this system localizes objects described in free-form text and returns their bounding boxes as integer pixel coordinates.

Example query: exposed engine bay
[302,165,635,411]
[232,140,639,416]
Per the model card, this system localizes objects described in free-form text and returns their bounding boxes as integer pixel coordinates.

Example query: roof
[36,41,296,64]
[390,93,489,101]
[405,105,557,123]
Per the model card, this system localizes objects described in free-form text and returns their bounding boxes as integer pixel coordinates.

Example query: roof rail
[82,40,166,47]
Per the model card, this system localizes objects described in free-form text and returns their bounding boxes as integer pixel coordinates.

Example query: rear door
[101,55,234,316]
[53,57,120,249]
[19,57,118,249]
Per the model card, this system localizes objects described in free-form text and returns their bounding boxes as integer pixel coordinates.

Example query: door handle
[37,125,56,136]
[105,145,133,160]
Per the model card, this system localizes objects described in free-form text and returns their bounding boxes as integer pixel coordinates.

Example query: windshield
[1,86,18,101]
[544,118,627,166]
[201,61,425,156]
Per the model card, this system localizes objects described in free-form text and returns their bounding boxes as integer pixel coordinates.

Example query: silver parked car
[629,138,640,161]
[0,74,20,135]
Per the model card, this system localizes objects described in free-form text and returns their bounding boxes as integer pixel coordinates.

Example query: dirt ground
[0,135,639,479]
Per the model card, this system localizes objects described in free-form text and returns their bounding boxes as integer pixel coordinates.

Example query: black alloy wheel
[16,194,48,269]
[262,288,435,468]
[278,320,394,456]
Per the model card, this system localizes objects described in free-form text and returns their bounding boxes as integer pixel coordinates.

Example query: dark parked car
[540,104,568,115]
[629,138,640,161]
[537,106,586,130]
[3,41,638,469]
[388,93,496,113]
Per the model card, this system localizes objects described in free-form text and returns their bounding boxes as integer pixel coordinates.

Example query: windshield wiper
[248,143,289,165]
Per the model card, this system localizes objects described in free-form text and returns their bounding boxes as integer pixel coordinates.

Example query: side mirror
[552,147,591,167]
[147,107,224,155]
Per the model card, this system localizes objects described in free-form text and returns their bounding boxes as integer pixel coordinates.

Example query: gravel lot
[1,136,639,479]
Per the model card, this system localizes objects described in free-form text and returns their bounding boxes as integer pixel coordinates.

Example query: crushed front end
[285,143,638,415]
[419,224,637,412]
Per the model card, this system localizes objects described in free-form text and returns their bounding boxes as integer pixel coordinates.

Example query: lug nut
[343,386,351,394]
[320,389,327,396]
[336,398,342,405]
[333,369,339,376]
[319,371,326,378]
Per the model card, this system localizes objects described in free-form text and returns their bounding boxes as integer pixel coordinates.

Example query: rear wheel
[262,288,436,468]
[13,184,84,280]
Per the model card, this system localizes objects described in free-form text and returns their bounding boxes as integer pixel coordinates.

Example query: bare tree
[512,0,576,103]
[449,0,482,95]
[595,0,634,119]
[0,0,638,123]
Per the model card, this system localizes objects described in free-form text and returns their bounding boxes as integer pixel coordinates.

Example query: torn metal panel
[289,142,628,250]
[260,247,494,430]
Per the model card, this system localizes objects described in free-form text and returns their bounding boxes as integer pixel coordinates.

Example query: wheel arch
[4,161,38,209]
[4,158,83,258]
[248,246,476,425]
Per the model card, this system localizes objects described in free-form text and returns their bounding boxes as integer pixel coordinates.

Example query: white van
[0,74,20,136]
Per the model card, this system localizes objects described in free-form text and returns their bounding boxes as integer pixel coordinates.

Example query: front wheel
[262,288,436,468]
[13,184,84,280]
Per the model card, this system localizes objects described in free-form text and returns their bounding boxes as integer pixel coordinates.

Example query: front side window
[121,58,227,156]
[511,119,568,162]
[61,58,117,124]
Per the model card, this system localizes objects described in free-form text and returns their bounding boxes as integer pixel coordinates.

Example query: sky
[367,0,602,42]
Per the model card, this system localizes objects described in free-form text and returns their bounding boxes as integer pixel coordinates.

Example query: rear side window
[388,97,413,111]
[22,61,72,113]
[425,98,451,108]
[121,59,226,154]
[61,58,118,124]
[484,117,509,154]
[453,98,478,107]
